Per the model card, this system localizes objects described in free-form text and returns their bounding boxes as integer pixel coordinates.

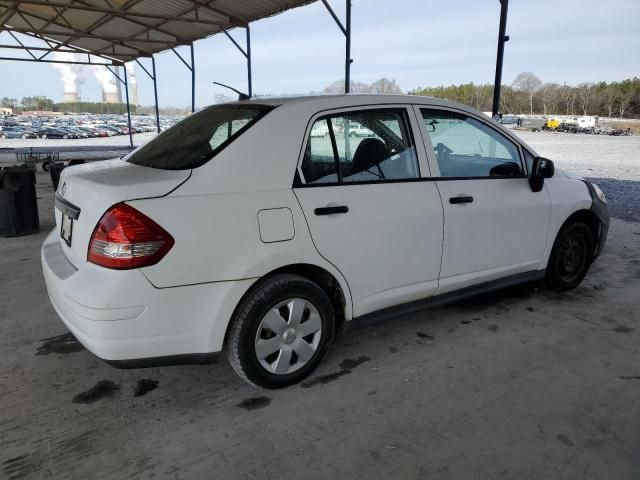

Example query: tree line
[410,74,640,118]
[1,97,137,114]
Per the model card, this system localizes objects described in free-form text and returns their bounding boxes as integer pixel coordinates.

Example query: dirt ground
[1,171,639,480]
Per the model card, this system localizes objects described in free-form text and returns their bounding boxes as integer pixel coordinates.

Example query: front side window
[421,109,523,178]
[126,104,273,170]
[300,108,419,185]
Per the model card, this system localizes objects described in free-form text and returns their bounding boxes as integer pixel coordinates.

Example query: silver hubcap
[254,298,322,375]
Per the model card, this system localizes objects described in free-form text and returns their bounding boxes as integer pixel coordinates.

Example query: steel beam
[1,0,235,26]
[0,30,131,63]
[0,56,117,65]
[1,26,182,46]
[492,0,509,117]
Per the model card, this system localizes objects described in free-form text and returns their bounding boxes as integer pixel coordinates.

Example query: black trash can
[49,159,84,190]
[49,160,64,191]
[0,166,40,237]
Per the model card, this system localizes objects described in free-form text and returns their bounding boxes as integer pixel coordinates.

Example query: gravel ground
[515,131,640,222]
[515,131,640,181]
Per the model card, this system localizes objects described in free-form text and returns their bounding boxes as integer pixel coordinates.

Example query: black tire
[546,222,594,291]
[42,160,50,172]
[226,273,335,388]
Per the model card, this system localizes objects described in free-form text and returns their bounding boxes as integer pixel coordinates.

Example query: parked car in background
[42,95,609,388]
[37,127,72,139]
[347,122,374,137]
[0,126,37,139]
[310,122,329,137]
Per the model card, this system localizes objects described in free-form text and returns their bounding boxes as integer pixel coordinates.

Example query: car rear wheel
[226,273,335,388]
[546,222,594,291]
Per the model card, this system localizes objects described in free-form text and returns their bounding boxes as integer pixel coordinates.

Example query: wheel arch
[267,264,349,329]
[555,209,602,258]
[223,263,352,348]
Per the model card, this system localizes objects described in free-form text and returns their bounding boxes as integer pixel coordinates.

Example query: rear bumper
[41,228,254,362]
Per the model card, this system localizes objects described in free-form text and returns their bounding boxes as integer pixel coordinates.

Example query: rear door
[294,106,444,317]
[416,106,551,293]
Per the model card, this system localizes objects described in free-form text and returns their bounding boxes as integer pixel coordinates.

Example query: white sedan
[42,94,609,388]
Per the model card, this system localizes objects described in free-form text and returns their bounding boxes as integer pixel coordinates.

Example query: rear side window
[126,104,273,170]
[300,108,419,184]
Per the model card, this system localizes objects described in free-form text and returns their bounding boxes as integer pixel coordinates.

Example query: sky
[1,0,639,108]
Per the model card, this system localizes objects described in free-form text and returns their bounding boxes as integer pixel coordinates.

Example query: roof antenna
[212,82,250,100]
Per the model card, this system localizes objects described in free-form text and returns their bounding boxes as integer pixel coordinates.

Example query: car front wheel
[226,274,335,388]
[546,222,594,291]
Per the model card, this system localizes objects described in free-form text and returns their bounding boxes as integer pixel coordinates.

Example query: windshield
[125,104,274,170]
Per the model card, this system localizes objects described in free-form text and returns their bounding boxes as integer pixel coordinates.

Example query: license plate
[60,213,73,246]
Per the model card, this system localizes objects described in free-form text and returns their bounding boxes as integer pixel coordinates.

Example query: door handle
[449,195,474,204]
[314,205,349,216]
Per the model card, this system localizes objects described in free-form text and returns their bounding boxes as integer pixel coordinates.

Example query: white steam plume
[91,64,119,94]
[52,51,84,95]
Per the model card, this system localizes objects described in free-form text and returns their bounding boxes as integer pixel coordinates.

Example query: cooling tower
[63,92,79,103]
[103,91,121,104]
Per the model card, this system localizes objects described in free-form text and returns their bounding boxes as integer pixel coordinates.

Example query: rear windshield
[125,104,273,170]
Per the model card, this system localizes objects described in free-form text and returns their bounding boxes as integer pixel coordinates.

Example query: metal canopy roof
[0,0,315,63]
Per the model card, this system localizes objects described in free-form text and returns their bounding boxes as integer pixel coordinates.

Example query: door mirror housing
[529,157,554,192]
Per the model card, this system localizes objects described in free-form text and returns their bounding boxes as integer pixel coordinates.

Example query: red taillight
[88,203,174,270]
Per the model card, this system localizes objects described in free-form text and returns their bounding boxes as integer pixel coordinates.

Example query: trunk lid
[54,159,190,268]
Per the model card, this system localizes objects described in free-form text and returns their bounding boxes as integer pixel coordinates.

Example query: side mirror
[529,157,554,192]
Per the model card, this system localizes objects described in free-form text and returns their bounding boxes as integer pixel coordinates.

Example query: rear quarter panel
[130,189,354,319]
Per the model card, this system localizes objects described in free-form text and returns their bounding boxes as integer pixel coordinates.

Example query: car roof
[226,93,484,117]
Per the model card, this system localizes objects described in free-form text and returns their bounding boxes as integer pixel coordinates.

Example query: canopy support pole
[106,64,134,148]
[222,27,253,97]
[123,64,133,148]
[135,56,161,133]
[345,0,351,93]
[492,0,510,117]
[321,0,352,93]
[190,44,195,112]
[246,25,253,97]
[171,45,196,112]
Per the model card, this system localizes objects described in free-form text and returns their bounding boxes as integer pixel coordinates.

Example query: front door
[294,106,444,317]
[417,107,551,294]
